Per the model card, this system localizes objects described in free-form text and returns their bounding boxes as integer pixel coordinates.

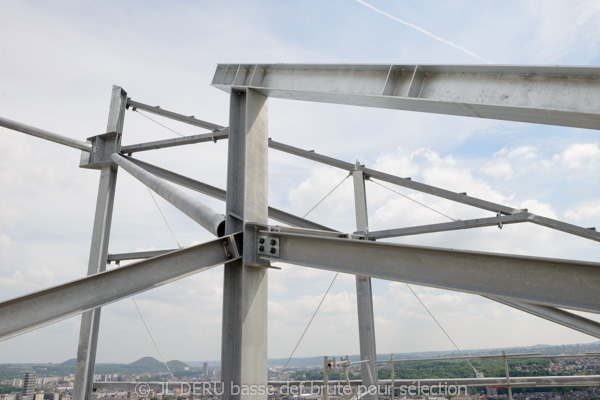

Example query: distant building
[21,372,37,400]
[203,362,209,376]
[33,394,44,400]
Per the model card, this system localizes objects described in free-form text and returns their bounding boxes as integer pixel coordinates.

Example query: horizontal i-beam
[258,228,600,313]
[0,234,240,341]
[127,99,225,132]
[212,64,600,130]
[0,116,94,152]
[111,154,225,237]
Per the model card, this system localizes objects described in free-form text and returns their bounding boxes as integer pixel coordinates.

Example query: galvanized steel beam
[213,64,600,130]
[0,116,94,152]
[221,89,269,400]
[120,129,229,154]
[269,140,600,241]
[269,139,519,215]
[352,167,378,399]
[127,98,225,131]
[111,153,225,237]
[125,157,334,232]
[0,234,240,342]
[368,214,529,239]
[257,228,600,313]
[74,85,127,400]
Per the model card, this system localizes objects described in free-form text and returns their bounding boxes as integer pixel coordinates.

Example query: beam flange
[255,227,600,313]
[0,234,241,341]
[213,64,600,130]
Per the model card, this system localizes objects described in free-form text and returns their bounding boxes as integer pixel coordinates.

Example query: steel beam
[352,167,378,399]
[269,139,519,215]
[111,153,225,237]
[222,89,269,400]
[489,297,600,339]
[127,98,225,131]
[269,140,600,241]
[120,129,229,154]
[125,157,334,231]
[0,116,94,152]
[0,234,240,342]
[257,228,600,313]
[213,64,600,130]
[368,214,529,239]
[74,85,127,400]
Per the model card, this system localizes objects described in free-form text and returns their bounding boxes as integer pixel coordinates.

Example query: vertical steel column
[352,165,378,400]
[221,88,269,400]
[73,86,127,400]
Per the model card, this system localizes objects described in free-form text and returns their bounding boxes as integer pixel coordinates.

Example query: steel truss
[0,64,599,399]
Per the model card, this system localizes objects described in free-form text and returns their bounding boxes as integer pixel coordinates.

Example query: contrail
[355,0,492,64]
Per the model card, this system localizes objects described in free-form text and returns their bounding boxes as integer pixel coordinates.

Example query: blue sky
[1,0,600,365]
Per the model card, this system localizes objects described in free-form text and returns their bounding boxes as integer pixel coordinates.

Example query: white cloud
[553,142,600,170]
[481,146,538,180]
[565,199,600,222]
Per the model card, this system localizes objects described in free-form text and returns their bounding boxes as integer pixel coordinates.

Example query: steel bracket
[80,131,122,170]
[243,223,273,267]
[222,232,243,261]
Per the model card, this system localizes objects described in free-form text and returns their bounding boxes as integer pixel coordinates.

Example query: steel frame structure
[1,64,600,399]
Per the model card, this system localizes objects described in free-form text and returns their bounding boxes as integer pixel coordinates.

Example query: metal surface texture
[0,115,94,152]
[352,167,378,399]
[258,228,600,313]
[74,85,127,400]
[111,153,225,237]
[213,64,600,129]
[221,89,269,400]
[0,234,240,341]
